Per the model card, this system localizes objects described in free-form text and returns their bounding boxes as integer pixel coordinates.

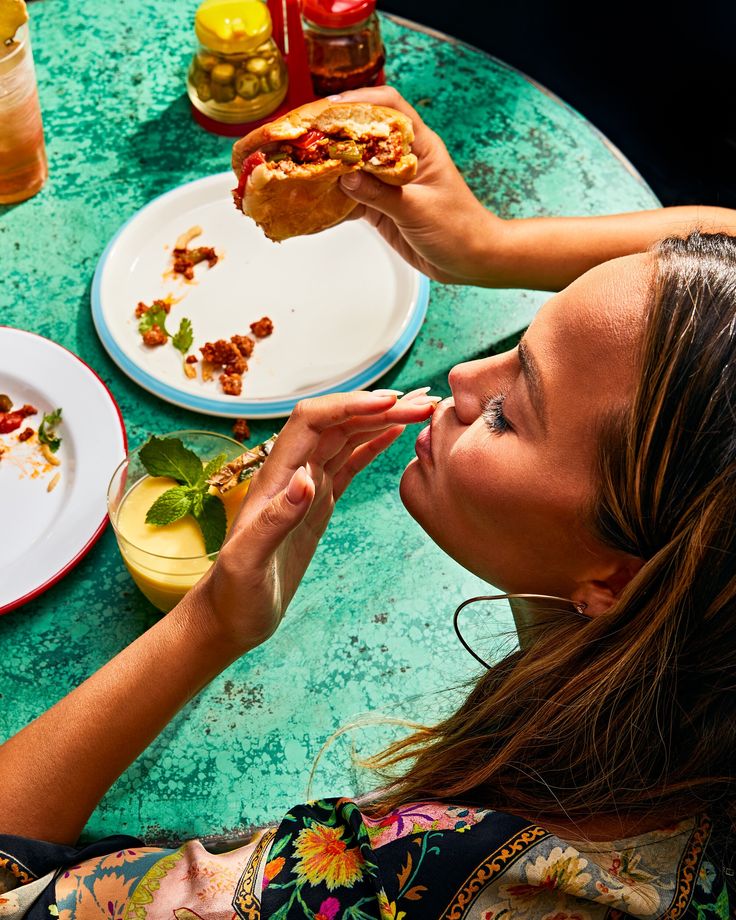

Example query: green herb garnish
[140,436,228,554]
[172,317,194,354]
[138,306,169,338]
[38,407,63,452]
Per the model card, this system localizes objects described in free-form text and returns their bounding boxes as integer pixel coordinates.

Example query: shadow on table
[113,95,232,201]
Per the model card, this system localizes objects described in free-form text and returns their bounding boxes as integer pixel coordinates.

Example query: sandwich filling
[233,126,408,210]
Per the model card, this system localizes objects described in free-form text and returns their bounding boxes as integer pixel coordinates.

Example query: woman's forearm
[479,206,736,290]
[0,582,239,845]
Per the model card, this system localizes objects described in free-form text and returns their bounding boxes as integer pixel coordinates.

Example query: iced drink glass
[0,22,47,204]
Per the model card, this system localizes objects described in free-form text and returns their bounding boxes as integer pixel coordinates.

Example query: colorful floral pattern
[0,804,731,919]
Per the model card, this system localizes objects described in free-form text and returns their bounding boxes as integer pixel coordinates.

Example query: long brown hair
[365,231,736,824]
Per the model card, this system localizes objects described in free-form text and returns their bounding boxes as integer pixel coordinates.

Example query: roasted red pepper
[0,406,35,434]
[290,129,326,149]
[232,151,267,211]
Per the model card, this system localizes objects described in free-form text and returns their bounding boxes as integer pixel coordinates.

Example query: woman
[2,88,736,919]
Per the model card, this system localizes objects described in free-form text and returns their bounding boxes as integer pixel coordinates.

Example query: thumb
[340,171,405,219]
[245,466,315,560]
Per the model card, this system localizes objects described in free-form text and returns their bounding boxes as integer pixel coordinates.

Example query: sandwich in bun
[231,99,418,242]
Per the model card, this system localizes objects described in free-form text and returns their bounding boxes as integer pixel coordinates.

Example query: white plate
[91,172,429,418]
[0,328,127,615]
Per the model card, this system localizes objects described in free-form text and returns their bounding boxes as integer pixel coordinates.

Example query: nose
[449,351,517,424]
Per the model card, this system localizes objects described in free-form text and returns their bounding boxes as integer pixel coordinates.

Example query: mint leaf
[139,436,204,486]
[145,486,194,526]
[194,492,227,555]
[38,407,63,453]
[199,452,227,486]
[138,307,169,337]
[172,317,194,354]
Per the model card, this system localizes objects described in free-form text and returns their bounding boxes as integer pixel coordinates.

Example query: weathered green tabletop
[0,1,658,842]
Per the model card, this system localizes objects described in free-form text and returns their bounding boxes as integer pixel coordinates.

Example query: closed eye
[481,391,512,433]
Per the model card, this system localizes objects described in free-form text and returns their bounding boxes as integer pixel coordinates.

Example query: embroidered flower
[263,856,285,888]
[540,911,592,920]
[378,892,406,920]
[315,897,341,920]
[293,823,365,890]
[593,849,662,916]
[523,847,592,897]
[697,861,717,895]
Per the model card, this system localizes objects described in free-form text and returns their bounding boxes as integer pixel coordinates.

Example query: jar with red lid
[300,0,385,96]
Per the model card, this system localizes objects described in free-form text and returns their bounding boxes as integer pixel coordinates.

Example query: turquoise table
[0,2,658,843]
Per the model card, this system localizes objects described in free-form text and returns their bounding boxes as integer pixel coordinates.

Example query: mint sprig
[139,436,229,554]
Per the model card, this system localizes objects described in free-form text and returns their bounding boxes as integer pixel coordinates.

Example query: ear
[569,555,645,617]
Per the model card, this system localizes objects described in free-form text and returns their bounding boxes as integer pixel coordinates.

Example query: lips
[414,423,431,461]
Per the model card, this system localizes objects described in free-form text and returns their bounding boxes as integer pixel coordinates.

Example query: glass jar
[0,21,48,203]
[187,0,288,126]
[301,0,385,97]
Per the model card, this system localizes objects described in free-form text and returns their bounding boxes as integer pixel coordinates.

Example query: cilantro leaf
[38,407,63,453]
[194,492,227,555]
[145,486,194,526]
[199,452,227,486]
[138,307,169,337]
[139,436,204,486]
[172,317,194,354]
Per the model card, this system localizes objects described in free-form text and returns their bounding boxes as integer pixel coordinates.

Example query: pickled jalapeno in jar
[187,0,288,126]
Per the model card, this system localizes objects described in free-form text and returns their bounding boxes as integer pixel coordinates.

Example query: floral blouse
[0,799,730,920]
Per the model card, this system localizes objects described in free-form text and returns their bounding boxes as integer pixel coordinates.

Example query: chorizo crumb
[224,354,248,376]
[232,418,250,441]
[249,316,274,338]
[200,339,242,367]
[220,372,243,396]
[185,354,198,364]
[18,427,33,442]
[230,334,255,357]
[142,325,168,347]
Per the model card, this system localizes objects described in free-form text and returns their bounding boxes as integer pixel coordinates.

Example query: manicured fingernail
[327,94,343,100]
[287,466,309,504]
[370,388,404,396]
[401,386,431,400]
[411,395,441,406]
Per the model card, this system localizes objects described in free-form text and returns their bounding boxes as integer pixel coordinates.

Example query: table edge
[384,13,661,206]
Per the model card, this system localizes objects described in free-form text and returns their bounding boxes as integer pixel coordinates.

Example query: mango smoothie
[114,475,249,612]
[107,431,253,613]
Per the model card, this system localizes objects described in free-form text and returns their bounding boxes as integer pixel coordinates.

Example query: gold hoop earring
[453,593,589,669]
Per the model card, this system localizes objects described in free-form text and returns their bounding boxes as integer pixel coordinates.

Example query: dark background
[381,1,736,208]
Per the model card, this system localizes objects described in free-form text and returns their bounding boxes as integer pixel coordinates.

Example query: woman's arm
[0,391,436,846]
[326,87,736,291]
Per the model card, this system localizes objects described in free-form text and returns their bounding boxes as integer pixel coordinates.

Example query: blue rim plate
[91,172,430,418]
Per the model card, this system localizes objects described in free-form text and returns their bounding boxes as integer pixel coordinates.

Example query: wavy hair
[364,231,736,826]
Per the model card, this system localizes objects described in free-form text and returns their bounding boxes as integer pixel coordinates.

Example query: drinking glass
[107,430,246,613]
[0,22,48,204]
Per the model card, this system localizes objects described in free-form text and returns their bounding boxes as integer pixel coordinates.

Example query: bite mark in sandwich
[231,101,417,242]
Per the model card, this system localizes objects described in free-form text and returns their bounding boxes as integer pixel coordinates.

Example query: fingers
[227,465,315,553]
[329,86,432,144]
[339,171,408,219]
[333,425,405,498]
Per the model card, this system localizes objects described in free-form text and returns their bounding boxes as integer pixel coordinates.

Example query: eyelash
[481,391,511,434]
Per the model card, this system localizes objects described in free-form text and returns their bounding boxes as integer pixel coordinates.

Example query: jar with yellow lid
[187,0,288,126]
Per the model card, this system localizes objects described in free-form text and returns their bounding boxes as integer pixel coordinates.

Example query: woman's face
[400,254,651,604]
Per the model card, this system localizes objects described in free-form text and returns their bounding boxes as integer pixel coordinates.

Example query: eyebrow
[518,337,548,433]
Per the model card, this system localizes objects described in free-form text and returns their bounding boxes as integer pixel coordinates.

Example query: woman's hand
[332,86,503,285]
[197,389,437,652]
